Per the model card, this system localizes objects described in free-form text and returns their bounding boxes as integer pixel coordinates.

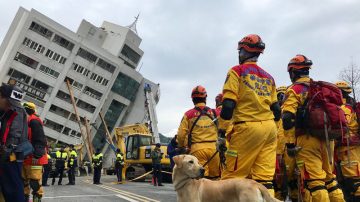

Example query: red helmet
[287,54,312,72]
[191,85,207,98]
[238,34,265,53]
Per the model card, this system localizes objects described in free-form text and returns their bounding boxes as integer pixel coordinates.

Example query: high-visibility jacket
[68,150,77,167]
[55,150,68,167]
[177,103,219,153]
[24,114,48,165]
[282,77,310,144]
[69,150,77,158]
[115,153,124,167]
[93,153,103,168]
[218,62,277,131]
[46,154,52,166]
[68,157,75,167]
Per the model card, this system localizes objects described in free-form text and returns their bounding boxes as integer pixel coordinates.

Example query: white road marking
[82,179,160,202]
[43,194,117,199]
[98,184,157,202]
[116,194,140,202]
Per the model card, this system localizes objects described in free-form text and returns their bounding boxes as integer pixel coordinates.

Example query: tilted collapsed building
[0,7,159,165]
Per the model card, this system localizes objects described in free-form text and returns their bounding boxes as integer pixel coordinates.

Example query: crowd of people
[1,33,360,202]
[0,83,128,202]
[170,34,360,202]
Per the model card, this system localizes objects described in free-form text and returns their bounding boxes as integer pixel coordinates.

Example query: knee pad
[305,180,327,193]
[326,178,341,193]
[30,179,40,192]
[352,180,360,194]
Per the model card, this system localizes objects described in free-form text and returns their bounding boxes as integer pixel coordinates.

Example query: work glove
[216,129,227,153]
[286,143,302,157]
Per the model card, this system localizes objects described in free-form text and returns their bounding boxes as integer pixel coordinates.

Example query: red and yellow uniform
[22,113,48,199]
[218,62,278,195]
[177,103,220,178]
[338,98,360,200]
[282,77,344,202]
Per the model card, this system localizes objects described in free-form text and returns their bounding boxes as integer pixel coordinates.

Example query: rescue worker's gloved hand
[286,143,302,157]
[216,129,227,152]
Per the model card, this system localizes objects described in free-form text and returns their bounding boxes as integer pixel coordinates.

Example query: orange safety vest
[24,114,48,165]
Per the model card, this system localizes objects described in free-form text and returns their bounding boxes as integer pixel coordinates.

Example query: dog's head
[173,155,205,179]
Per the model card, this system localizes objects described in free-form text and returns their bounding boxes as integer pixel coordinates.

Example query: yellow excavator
[115,124,170,181]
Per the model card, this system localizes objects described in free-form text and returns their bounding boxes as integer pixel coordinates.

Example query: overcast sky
[1,0,360,136]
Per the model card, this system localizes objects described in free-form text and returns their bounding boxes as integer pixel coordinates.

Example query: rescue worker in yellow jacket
[177,86,220,178]
[282,54,344,202]
[335,81,360,202]
[217,34,280,196]
[274,86,288,200]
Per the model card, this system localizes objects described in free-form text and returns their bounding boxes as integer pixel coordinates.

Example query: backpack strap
[2,111,18,144]
[211,109,218,127]
[187,107,217,148]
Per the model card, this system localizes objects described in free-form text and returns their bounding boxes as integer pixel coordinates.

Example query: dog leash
[202,150,219,167]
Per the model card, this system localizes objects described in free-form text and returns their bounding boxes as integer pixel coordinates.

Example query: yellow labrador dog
[172,155,282,202]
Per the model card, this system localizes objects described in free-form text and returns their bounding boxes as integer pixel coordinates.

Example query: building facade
[0,7,159,162]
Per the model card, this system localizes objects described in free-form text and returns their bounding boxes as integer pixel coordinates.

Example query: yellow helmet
[276,86,287,94]
[23,102,36,111]
[335,81,352,93]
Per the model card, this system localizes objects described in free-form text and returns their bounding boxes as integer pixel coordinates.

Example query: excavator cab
[125,134,152,160]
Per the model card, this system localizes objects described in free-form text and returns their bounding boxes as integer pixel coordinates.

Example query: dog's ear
[173,155,184,168]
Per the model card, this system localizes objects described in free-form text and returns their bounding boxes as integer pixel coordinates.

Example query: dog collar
[174,179,191,191]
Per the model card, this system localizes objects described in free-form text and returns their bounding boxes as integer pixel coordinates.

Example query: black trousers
[0,161,24,202]
[42,165,51,185]
[52,166,64,185]
[152,164,162,185]
[115,166,123,182]
[93,167,102,184]
[68,167,76,184]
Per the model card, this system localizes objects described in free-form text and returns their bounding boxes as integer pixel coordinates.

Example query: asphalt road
[43,176,177,202]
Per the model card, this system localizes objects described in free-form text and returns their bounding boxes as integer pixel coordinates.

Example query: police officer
[42,150,52,186]
[0,84,28,202]
[115,149,124,184]
[22,102,47,202]
[52,146,67,185]
[177,86,220,178]
[282,55,344,201]
[92,149,103,184]
[217,34,280,196]
[67,145,77,185]
[151,143,163,186]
